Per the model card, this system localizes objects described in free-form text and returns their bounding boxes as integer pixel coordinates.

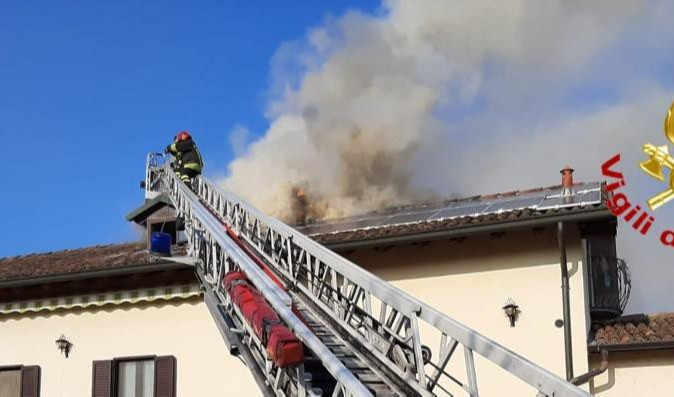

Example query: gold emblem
[666,102,674,144]
[639,101,674,211]
[640,144,672,181]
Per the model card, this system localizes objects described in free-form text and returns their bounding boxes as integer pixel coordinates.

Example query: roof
[126,193,173,224]
[1,182,609,283]
[590,313,674,352]
[0,242,174,285]
[298,182,611,248]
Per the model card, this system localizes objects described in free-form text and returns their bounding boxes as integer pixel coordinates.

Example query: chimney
[561,165,574,197]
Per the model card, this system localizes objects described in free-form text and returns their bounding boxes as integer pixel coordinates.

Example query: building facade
[1,179,672,396]
[0,244,259,396]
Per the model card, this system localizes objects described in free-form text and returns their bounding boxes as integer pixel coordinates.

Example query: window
[117,360,154,397]
[92,356,175,397]
[0,369,20,397]
[0,366,40,397]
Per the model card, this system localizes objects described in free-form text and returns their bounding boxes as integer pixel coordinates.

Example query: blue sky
[2,1,673,312]
[0,1,378,257]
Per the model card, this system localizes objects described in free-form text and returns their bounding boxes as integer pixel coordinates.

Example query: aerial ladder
[143,153,591,397]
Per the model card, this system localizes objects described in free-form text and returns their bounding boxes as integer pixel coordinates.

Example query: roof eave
[588,341,674,353]
[0,260,191,289]
[125,194,173,224]
[321,207,614,250]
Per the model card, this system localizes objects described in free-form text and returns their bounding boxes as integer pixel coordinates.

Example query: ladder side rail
[224,270,307,396]
[198,178,421,315]
[405,295,587,397]
[164,168,363,396]
[201,281,275,396]
[197,176,469,395]
[165,172,300,395]
[144,152,166,199]
[152,163,374,397]
[197,242,292,395]
[195,177,590,397]
[194,180,433,396]
[290,268,430,396]
[199,178,421,313]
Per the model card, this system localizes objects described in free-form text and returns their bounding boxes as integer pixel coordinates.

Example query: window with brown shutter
[0,365,41,397]
[20,367,40,397]
[153,357,175,397]
[92,361,113,397]
[91,356,176,397]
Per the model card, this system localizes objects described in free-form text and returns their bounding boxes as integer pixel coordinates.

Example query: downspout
[571,349,609,386]
[558,221,574,380]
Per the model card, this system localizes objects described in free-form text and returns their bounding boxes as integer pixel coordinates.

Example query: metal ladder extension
[144,153,590,397]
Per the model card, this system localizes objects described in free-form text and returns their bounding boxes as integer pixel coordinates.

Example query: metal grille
[588,256,631,318]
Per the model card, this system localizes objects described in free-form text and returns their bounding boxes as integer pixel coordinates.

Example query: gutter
[322,207,613,250]
[0,261,191,289]
[588,341,674,353]
[571,349,609,386]
[558,222,574,381]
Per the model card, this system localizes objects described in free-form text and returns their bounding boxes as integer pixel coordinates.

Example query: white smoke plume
[220,0,674,310]
[221,0,668,221]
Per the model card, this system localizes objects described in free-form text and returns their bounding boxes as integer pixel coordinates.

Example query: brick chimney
[561,165,574,197]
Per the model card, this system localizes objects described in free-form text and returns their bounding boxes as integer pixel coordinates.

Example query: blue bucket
[150,232,172,256]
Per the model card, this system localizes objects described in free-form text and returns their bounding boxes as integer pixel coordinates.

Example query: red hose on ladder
[224,271,304,368]
[197,197,312,368]
[221,222,310,326]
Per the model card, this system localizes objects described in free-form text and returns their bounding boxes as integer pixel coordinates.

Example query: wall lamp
[502,298,521,327]
[55,334,73,358]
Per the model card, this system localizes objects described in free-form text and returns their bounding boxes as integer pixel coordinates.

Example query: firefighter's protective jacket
[166,138,204,172]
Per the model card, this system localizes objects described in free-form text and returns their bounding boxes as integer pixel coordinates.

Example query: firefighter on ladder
[165,131,204,190]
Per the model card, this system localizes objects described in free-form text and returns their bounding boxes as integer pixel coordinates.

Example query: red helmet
[175,131,191,142]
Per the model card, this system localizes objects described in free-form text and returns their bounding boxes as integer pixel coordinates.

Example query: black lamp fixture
[55,334,73,358]
[502,298,520,327]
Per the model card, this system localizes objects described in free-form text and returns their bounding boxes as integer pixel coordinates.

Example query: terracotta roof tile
[591,313,674,348]
[0,243,154,282]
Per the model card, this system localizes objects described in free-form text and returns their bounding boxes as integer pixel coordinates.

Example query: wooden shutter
[91,360,113,397]
[154,356,176,397]
[21,366,40,397]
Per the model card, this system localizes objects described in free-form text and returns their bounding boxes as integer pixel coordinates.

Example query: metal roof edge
[588,341,674,353]
[323,207,614,250]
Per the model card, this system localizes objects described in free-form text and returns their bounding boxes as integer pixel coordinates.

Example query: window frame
[114,356,156,397]
[92,355,175,397]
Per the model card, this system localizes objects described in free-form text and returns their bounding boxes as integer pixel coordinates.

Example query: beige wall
[0,298,258,397]
[0,226,614,396]
[342,228,591,396]
[589,350,674,396]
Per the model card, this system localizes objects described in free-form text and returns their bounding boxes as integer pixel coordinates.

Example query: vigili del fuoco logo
[601,101,674,248]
